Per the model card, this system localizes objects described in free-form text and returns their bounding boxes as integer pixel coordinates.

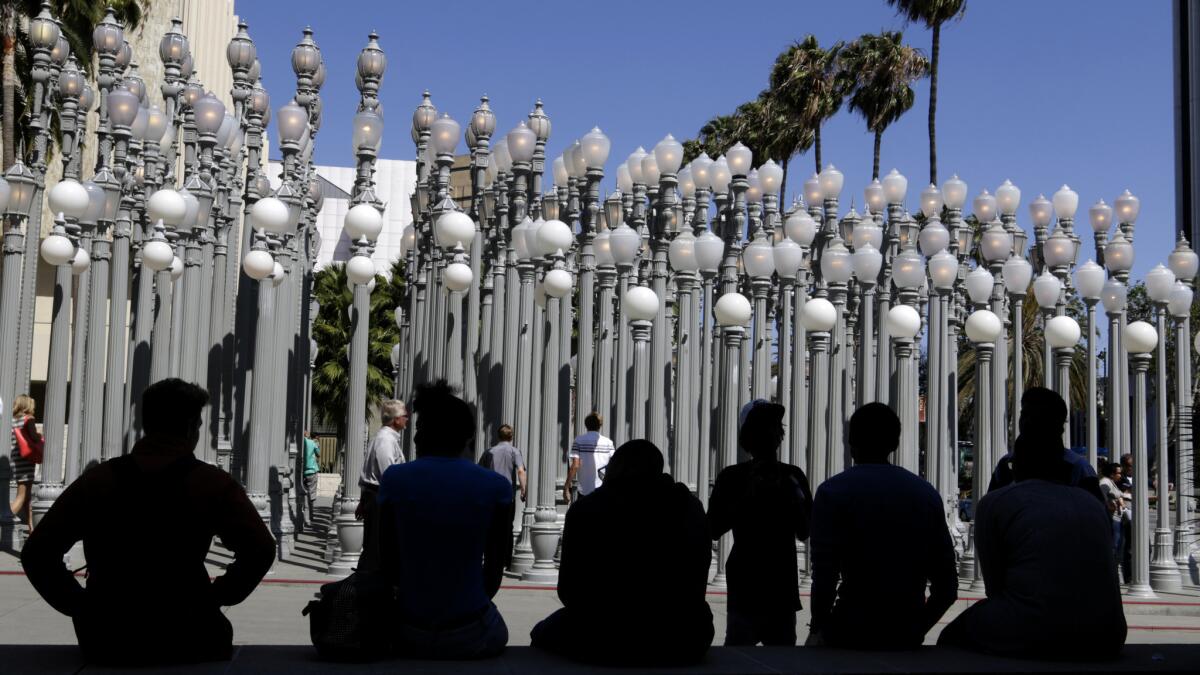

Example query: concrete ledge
[3,644,1198,674]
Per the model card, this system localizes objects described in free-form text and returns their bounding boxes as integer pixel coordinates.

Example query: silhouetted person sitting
[989,387,1103,504]
[377,381,511,659]
[807,403,957,650]
[21,379,274,666]
[938,421,1127,659]
[708,399,812,646]
[531,440,714,665]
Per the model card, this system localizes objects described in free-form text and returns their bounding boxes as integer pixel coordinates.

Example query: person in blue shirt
[377,381,512,659]
[806,403,958,650]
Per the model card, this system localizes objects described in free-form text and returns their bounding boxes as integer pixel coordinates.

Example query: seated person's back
[809,403,957,649]
[377,381,512,659]
[532,440,713,665]
[946,476,1127,657]
[21,379,274,665]
[380,451,511,625]
[939,412,1127,660]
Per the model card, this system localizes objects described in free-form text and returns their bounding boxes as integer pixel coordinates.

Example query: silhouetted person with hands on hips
[708,399,813,646]
[531,439,714,665]
[21,378,275,666]
[806,403,958,649]
[939,390,1127,660]
[377,381,512,659]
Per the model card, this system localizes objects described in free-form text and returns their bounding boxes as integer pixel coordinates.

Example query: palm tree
[1,0,143,169]
[886,0,966,185]
[310,260,405,442]
[769,35,850,173]
[839,31,930,179]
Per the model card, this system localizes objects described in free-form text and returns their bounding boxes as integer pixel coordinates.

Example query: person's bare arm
[517,466,527,501]
[563,457,580,503]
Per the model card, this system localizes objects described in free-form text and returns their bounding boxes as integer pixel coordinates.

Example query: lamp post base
[520,522,561,584]
[1125,582,1158,599]
[328,500,363,578]
[1151,528,1182,591]
[1174,528,1194,584]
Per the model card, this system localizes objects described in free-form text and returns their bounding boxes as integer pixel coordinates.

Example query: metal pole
[1151,306,1181,590]
[711,324,745,588]
[968,340,993,593]
[329,274,369,576]
[1174,311,1193,574]
[1129,352,1158,598]
[31,222,75,524]
[525,271,565,583]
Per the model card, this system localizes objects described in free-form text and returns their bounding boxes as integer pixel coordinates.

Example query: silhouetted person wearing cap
[708,399,813,646]
[988,387,1103,504]
[938,414,1127,659]
[806,403,957,650]
[531,440,713,665]
[21,379,275,666]
[377,381,512,659]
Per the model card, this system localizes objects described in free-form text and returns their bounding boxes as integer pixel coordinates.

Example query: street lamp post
[1167,234,1198,574]
[711,292,752,587]
[1126,320,1159,598]
[1145,264,1181,592]
[965,309,1002,591]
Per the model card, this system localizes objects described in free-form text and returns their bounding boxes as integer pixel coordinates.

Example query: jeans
[394,602,507,660]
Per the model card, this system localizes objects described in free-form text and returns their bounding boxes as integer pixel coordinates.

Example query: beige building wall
[30,1,241,385]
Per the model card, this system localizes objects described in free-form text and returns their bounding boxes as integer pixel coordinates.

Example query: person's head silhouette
[847,402,901,464]
[142,378,210,450]
[603,439,664,490]
[738,399,785,460]
[1017,387,1067,441]
[412,380,474,458]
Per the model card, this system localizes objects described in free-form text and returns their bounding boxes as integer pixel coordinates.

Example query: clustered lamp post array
[0,5,334,567]
[393,104,1199,593]
[4,7,1197,595]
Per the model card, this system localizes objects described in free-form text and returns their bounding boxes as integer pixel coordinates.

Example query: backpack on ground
[302,569,398,661]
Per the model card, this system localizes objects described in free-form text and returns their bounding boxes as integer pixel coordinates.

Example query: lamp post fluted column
[1172,301,1193,574]
[968,339,994,592]
[31,215,77,526]
[1150,304,1180,591]
[1129,350,1157,598]
[711,323,745,587]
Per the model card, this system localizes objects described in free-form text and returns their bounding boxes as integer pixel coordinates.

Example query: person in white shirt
[355,399,408,571]
[565,412,614,503]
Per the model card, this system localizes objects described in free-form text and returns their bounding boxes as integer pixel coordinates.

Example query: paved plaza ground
[3,495,1200,672]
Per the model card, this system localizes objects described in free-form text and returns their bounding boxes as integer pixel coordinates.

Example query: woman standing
[10,395,41,530]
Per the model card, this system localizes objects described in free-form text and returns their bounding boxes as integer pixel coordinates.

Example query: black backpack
[302,570,398,661]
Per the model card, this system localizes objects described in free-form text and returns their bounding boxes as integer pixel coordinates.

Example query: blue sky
[240,0,1177,282]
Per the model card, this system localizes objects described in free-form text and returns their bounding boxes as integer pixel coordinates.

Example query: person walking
[10,394,42,532]
[302,431,320,531]
[356,399,408,572]
[21,379,274,665]
[708,399,813,646]
[479,424,526,564]
[564,412,614,503]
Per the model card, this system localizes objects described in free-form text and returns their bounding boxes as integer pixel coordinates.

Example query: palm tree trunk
[2,11,16,170]
[780,158,789,206]
[814,126,822,174]
[928,22,940,186]
[873,130,882,181]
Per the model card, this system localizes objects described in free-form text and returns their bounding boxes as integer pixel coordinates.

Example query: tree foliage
[310,259,405,436]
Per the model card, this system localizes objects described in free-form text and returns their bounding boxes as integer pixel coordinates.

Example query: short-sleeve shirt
[303,438,320,476]
[480,441,524,490]
[569,431,615,496]
[360,426,404,489]
[378,457,513,626]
